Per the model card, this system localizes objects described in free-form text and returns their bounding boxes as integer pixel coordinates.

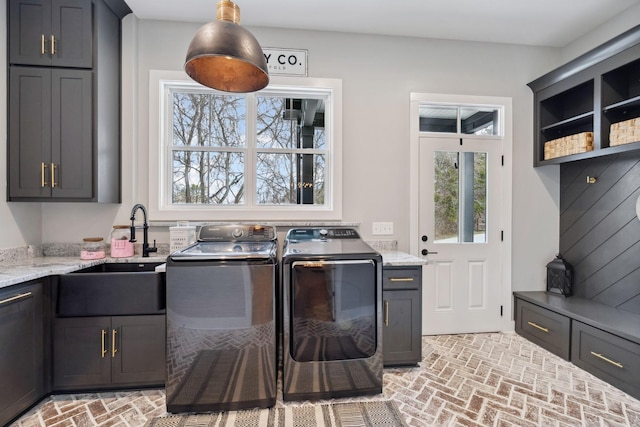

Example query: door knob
[421,249,438,256]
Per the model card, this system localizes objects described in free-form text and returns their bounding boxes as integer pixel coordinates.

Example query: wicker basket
[610,117,640,146]
[544,132,594,160]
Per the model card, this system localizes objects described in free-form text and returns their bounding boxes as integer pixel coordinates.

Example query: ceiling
[125,0,640,47]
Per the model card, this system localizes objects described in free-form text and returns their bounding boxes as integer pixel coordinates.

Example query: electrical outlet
[372,222,393,235]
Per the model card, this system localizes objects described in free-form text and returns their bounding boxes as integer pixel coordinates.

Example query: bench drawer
[515,298,570,360]
[571,321,640,400]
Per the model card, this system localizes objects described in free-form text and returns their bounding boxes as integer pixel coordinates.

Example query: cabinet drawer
[515,298,570,360]
[383,267,421,290]
[571,321,640,400]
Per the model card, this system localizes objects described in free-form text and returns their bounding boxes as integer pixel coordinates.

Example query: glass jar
[81,237,106,260]
[110,225,134,258]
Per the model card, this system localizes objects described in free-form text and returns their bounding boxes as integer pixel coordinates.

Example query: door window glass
[434,151,487,243]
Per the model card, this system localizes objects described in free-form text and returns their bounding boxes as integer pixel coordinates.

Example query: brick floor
[11,333,640,426]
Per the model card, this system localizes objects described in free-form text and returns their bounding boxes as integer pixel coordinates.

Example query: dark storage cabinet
[9,0,93,68]
[9,66,92,199]
[514,292,640,400]
[0,280,46,427]
[514,298,570,360]
[7,0,128,202]
[528,25,640,166]
[53,315,166,390]
[382,266,422,366]
[571,321,640,400]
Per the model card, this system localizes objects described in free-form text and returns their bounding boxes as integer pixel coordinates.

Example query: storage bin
[610,117,640,146]
[544,132,594,160]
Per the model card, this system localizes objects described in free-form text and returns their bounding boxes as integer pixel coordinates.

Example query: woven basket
[610,117,640,146]
[544,132,594,160]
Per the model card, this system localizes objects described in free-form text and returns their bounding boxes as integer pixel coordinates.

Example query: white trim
[410,92,514,332]
[148,71,343,222]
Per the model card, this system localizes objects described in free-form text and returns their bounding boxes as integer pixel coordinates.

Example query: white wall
[0,9,631,292]
[560,3,640,62]
[0,0,43,248]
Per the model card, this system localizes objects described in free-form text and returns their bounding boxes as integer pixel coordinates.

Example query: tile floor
[11,333,640,427]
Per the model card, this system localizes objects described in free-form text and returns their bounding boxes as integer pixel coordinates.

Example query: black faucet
[129,203,157,257]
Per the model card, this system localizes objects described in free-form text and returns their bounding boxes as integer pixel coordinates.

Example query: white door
[419,136,504,334]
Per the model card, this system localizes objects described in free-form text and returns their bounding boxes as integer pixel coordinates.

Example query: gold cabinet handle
[41,34,47,54]
[51,163,57,188]
[51,35,56,55]
[0,292,32,306]
[112,329,118,358]
[384,301,389,326]
[390,277,414,282]
[101,329,107,358]
[590,351,623,369]
[41,162,48,187]
[527,321,549,333]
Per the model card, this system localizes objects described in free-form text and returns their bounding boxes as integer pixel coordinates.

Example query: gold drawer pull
[527,321,549,333]
[0,292,32,306]
[590,351,623,369]
[112,329,118,358]
[41,162,48,188]
[384,301,389,326]
[101,329,108,358]
[390,277,414,282]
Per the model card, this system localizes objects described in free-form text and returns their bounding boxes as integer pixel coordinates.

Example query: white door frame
[409,93,514,334]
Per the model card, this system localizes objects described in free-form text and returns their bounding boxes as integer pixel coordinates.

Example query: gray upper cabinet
[7,0,129,202]
[9,0,93,68]
[9,67,93,199]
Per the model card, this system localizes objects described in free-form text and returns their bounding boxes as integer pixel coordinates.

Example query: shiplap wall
[560,151,640,315]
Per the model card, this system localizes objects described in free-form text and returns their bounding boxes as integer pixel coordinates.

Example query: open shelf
[528,25,640,166]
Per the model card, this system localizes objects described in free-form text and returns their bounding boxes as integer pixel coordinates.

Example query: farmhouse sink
[57,262,165,317]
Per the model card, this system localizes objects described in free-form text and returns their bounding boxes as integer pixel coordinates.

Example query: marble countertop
[378,250,427,266]
[0,256,168,290]
[0,250,424,290]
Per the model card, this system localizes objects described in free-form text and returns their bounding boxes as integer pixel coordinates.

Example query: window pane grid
[166,82,331,210]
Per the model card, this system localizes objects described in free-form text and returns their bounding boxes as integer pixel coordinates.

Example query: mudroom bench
[513,291,640,400]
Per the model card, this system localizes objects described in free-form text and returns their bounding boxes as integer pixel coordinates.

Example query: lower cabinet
[53,315,165,390]
[382,266,422,366]
[514,298,570,360]
[0,280,46,427]
[571,321,640,400]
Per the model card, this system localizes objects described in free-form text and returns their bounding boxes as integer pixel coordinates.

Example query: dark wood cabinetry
[9,0,93,68]
[382,266,422,366]
[514,292,640,400]
[9,67,92,199]
[528,25,640,166]
[53,315,165,390]
[7,0,129,202]
[0,280,47,427]
[571,321,640,400]
[514,298,570,360]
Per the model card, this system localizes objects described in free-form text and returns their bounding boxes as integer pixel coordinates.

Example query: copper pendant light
[184,0,269,93]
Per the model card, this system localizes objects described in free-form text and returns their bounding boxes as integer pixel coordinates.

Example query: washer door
[290,259,377,362]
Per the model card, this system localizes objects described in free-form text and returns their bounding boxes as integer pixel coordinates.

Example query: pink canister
[110,225,134,258]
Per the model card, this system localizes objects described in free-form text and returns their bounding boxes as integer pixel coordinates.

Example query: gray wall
[0,6,636,294]
[560,151,640,315]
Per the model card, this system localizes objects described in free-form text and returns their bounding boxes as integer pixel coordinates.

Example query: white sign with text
[263,48,308,77]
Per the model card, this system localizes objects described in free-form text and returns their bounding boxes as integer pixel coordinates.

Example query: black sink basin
[57,262,166,317]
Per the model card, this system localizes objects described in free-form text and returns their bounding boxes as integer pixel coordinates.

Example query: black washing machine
[281,227,383,401]
[165,225,277,413]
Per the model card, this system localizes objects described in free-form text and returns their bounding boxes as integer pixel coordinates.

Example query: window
[418,104,501,135]
[148,72,342,221]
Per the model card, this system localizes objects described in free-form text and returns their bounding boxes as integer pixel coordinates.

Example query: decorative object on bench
[546,254,573,296]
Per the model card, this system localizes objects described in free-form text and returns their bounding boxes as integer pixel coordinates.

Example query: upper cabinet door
[9,0,93,68]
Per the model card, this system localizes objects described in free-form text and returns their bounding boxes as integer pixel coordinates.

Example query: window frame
[148,70,343,222]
